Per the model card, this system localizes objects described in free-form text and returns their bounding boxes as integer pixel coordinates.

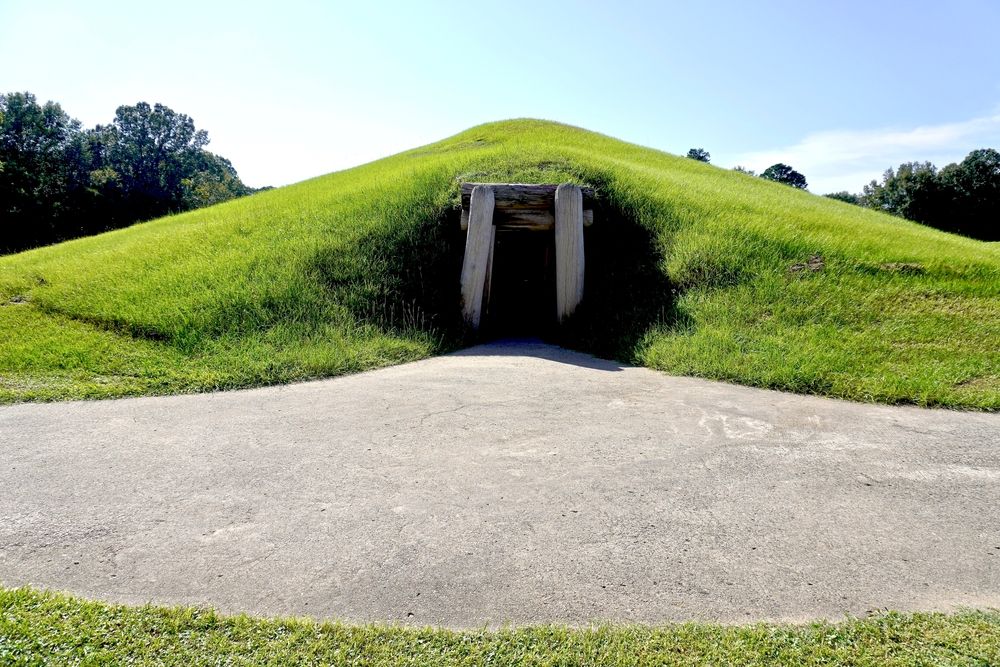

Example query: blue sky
[3,0,999,192]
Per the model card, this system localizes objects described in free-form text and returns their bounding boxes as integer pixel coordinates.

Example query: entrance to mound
[482,228,556,336]
[459,183,594,336]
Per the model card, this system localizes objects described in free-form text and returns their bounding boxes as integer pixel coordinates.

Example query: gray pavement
[1,340,998,627]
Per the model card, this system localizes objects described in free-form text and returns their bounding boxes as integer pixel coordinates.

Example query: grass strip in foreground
[1,587,998,665]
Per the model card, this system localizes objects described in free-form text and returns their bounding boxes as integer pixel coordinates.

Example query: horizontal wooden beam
[460,183,596,211]
[460,208,593,231]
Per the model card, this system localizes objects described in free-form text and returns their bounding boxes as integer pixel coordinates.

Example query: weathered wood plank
[460,183,595,211]
[555,184,585,321]
[460,208,593,231]
[482,224,496,310]
[459,185,495,329]
[496,210,555,231]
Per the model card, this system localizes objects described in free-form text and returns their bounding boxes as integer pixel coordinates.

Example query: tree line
[825,150,999,241]
[687,145,998,241]
[0,92,263,254]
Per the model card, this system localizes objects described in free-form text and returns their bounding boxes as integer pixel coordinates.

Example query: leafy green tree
[938,149,999,240]
[0,92,264,253]
[0,92,90,251]
[856,153,997,240]
[732,165,756,176]
[760,163,808,189]
[686,148,710,162]
[861,162,944,229]
[182,152,252,208]
[1,94,256,253]
[92,102,211,222]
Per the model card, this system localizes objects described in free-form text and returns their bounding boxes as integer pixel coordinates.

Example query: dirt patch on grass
[954,376,999,391]
[789,253,824,274]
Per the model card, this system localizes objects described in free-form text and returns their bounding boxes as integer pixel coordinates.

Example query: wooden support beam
[459,185,495,329]
[554,184,585,321]
[482,224,496,310]
[460,208,593,231]
[460,183,595,211]
[494,210,555,231]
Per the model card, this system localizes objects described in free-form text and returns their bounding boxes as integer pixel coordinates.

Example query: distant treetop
[761,163,808,190]
[686,148,710,163]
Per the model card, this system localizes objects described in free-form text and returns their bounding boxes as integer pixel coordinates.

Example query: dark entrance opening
[482,229,556,337]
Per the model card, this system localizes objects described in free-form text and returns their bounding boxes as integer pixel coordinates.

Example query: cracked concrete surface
[1,340,999,627]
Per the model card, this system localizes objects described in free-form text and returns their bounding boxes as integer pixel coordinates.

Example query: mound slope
[1,119,997,407]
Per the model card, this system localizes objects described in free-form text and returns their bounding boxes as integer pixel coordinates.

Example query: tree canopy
[760,163,808,189]
[860,150,999,240]
[1,92,256,254]
[686,148,710,162]
[0,92,88,250]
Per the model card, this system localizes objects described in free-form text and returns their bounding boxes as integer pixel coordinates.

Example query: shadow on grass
[554,181,677,363]
[308,205,467,348]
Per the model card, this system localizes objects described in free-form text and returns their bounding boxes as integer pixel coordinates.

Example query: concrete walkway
[1,341,998,627]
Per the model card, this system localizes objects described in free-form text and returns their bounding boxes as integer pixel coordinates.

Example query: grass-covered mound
[1,119,997,407]
[2,587,999,665]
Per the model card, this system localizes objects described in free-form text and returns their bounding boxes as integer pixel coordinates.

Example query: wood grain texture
[482,224,496,309]
[459,185,495,329]
[460,183,595,211]
[554,184,585,321]
[460,208,593,231]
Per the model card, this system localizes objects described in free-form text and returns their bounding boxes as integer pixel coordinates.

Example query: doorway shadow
[480,228,557,338]
[448,337,626,372]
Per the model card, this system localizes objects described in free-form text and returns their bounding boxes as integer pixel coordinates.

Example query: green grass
[2,588,998,666]
[1,119,997,407]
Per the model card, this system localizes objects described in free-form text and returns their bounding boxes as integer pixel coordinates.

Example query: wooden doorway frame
[459,183,594,330]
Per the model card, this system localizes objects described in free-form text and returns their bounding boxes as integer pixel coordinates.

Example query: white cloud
[727,111,1000,194]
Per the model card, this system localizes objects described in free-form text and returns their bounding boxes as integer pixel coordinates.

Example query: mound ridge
[1,119,997,407]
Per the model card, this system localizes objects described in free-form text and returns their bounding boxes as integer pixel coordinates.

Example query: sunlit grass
[1,587,998,666]
[1,119,997,407]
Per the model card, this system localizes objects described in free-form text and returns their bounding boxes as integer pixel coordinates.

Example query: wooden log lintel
[460,208,593,231]
[460,183,595,211]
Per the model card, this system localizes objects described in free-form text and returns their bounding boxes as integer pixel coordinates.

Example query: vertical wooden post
[460,185,495,329]
[482,224,496,311]
[555,183,585,322]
